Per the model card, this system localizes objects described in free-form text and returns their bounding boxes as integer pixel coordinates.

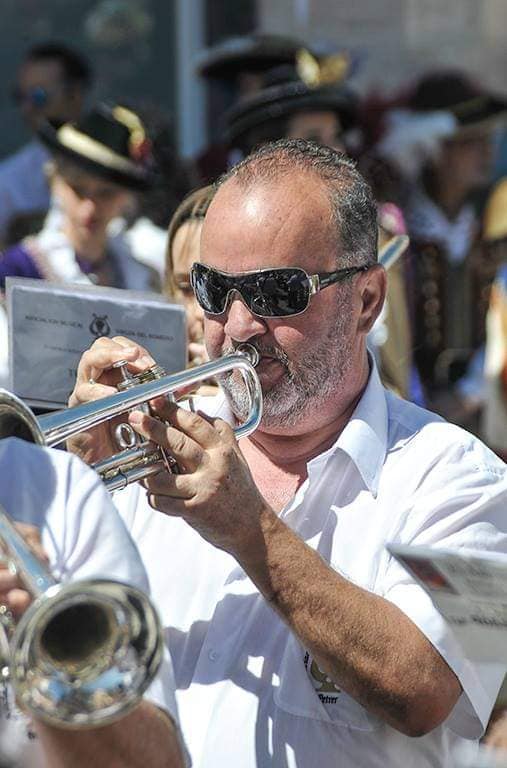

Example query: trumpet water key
[0,343,263,492]
[0,504,163,728]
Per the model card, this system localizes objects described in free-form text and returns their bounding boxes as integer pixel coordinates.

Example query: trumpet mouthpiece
[236,343,259,367]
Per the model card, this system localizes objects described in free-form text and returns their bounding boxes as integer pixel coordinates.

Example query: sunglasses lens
[12,86,49,107]
[193,265,311,318]
[192,264,230,314]
[31,87,49,107]
[253,270,310,316]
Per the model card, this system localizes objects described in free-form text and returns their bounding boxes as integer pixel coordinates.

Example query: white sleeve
[382,454,507,738]
[45,451,151,589]
[0,437,149,589]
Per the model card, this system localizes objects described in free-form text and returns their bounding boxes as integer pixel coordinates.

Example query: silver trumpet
[0,343,263,492]
[0,504,163,728]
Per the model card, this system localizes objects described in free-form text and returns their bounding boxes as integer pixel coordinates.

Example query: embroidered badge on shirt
[304,651,341,703]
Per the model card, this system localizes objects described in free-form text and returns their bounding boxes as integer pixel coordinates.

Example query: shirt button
[208,649,220,662]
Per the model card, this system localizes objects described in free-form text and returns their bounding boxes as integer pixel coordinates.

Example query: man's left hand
[130,397,269,555]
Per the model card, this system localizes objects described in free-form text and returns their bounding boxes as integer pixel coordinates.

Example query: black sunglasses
[11,85,50,108]
[190,262,369,319]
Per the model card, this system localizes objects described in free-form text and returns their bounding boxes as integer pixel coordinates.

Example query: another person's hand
[484,710,507,757]
[0,523,48,619]
[188,341,208,368]
[130,398,268,556]
[67,336,157,465]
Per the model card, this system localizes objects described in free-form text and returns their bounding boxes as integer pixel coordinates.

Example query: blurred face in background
[14,58,84,132]
[236,71,265,102]
[286,110,346,152]
[171,218,205,345]
[51,162,131,245]
[440,131,494,191]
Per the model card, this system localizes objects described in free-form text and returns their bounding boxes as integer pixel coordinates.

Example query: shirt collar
[308,359,388,497]
[201,359,389,496]
[337,361,388,496]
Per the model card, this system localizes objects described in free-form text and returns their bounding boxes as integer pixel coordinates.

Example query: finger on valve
[71,337,155,406]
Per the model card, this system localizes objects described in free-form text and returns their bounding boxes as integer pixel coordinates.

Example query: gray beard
[219,294,355,429]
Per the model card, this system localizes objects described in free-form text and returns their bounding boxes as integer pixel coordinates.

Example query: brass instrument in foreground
[0,504,162,729]
[0,343,262,492]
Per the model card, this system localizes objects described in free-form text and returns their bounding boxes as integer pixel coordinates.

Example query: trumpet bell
[0,389,44,445]
[11,579,163,728]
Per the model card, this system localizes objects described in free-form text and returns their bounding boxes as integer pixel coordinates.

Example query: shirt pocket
[273,634,382,731]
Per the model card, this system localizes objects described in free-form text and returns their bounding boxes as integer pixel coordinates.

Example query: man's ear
[357,265,387,335]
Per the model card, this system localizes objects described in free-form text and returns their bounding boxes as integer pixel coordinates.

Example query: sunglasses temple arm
[318,267,369,291]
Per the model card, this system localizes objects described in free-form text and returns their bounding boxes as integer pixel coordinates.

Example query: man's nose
[223,291,267,342]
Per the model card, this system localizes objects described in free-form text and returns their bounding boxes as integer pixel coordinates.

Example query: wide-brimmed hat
[410,71,507,136]
[195,33,304,81]
[225,48,358,147]
[38,103,155,190]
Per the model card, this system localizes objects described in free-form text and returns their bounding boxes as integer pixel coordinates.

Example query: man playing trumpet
[70,140,507,767]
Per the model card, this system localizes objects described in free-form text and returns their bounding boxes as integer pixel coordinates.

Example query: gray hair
[216,138,378,267]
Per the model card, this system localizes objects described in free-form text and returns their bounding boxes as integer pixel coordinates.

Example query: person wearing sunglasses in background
[0,42,92,248]
[69,139,507,768]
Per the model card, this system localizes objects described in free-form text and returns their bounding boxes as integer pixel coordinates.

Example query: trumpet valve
[113,361,166,391]
[113,363,169,450]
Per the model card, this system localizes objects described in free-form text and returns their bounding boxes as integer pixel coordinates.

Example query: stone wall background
[258,0,507,96]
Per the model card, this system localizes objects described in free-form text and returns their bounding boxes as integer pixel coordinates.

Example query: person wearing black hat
[196,33,305,100]
[195,33,307,183]
[0,103,158,291]
[225,48,359,158]
[0,103,159,388]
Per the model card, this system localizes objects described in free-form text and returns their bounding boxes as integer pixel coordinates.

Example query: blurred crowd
[0,34,506,459]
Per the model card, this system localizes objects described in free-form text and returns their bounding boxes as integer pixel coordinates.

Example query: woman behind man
[164,185,214,368]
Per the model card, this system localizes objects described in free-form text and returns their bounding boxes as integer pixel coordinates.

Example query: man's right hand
[67,336,156,465]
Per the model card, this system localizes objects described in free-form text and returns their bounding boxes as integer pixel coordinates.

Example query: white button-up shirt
[115,363,507,768]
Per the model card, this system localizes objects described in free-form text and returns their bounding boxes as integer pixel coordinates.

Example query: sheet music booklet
[388,541,507,664]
